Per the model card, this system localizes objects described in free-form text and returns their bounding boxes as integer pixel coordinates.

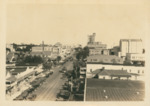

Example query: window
[90,69,92,72]
[132,56,135,59]
[142,70,144,73]
[138,70,140,73]
[93,59,97,61]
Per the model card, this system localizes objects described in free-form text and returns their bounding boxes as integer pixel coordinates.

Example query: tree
[16,48,23,52]
[57,56,61,62]
[6,48,11,52]
[23,55,43,63]
[12,43,17,51]
[43,62,52,71]
[83,46,89,57]
[75,46,89,60]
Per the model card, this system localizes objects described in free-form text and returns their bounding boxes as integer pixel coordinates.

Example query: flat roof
[120,39,142,42]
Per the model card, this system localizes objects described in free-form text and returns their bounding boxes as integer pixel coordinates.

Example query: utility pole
[42,41,44,58]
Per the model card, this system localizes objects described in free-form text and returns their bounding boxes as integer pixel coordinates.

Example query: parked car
[57,90,70,99]
[27,94,37,101]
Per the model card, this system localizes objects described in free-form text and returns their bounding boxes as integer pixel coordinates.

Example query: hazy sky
[6,0,148,48]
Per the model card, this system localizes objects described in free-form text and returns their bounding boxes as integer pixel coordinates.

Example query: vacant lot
[86,79,145,101]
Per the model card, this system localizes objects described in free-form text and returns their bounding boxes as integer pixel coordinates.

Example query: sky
[6,0,149,48]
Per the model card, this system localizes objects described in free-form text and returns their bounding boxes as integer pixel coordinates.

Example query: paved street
[32,61,73,101]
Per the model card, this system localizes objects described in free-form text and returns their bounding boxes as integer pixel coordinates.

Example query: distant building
[87,55,123,64]
[119,39,144,57]
[51,46,60,55]
[87,33,96,44]
[109,46,120,56]
[89,48,109,55]
[126,53,145,65]
[32,46,43,52]
[54,42,62,47]
[6,44,15,52]
[87,33,107,49]
[31,45,52,57]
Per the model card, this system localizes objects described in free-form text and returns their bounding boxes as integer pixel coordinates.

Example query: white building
[86,63,145,81]
[126,53,145,62]
[6,44,15,52]
[119,39,144,57]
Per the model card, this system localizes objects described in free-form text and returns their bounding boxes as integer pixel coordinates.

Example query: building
[85,78,145,101]
[89,48,109,55]
[109,46,120,56]
[79,67,86,80]
[87,33,107,49]
[126,53,145,62]
[51,46,61,56]
[86,63,145,80]
[90,68,131,80]
[6,52,18,63]
[126,53,145,65]
[87,33,96,44]
[6,44,15,52]
[32,45,52,52]
[87,55,124,64]
[119,39,144,57]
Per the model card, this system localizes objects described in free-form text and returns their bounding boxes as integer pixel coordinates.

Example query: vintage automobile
[27,94,37,101]
[57,89,70,100]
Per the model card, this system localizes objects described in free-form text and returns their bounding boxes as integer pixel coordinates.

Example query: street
[31,60,73,101]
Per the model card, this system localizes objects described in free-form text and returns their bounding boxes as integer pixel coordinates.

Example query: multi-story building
[126,53,145,65]
[87,55,124,64]
[32,46,44,52]
[51,46,60,54]
[89,48,109,55]
[119,39,144,57]
[87,33,107,49]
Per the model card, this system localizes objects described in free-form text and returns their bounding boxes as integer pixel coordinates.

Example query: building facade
[87,55,124,64]
[86,63,145,80]
[126,53,145,65]
[89,48,109,55]
[87,33,107,49]
[119,39,144,57]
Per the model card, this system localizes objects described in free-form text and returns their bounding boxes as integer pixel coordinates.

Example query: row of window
[132,56,144,60]
[90,59,121,62]
[90,69,144,74]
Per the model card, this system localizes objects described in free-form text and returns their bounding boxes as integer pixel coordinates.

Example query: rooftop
[91,69,131,77]
[120,39,142,42]
[87,55,123,64]
[86,79,145,101]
